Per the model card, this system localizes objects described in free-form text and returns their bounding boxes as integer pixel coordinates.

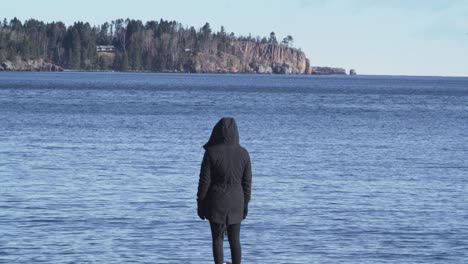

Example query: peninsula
[0,17,346,75]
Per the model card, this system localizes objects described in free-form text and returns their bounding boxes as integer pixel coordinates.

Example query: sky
[2,0,468,76]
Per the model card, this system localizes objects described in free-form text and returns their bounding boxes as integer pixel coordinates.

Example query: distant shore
[1,18,351,76]
[1,58,349,75]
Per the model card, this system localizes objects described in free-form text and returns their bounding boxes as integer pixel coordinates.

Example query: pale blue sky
[2,0,468,76]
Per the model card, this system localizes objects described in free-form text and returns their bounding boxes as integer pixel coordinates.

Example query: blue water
[1,72,467,263]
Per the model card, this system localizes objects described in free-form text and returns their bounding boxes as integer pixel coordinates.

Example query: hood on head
[203,117,240,149]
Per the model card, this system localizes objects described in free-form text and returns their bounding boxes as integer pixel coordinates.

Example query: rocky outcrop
[237,42,307,74]
[0,59,63,72]
[310,66,346,75]
[192,42,308,74]
[189,41,347,75]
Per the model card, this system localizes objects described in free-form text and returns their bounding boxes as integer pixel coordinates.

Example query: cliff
[187,42,346,75]
[191,42,309,74]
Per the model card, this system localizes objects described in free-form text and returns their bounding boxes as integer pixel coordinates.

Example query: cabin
[96,45,115,52]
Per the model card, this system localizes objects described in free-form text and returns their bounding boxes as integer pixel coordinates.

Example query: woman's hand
[197,200,206,220]
[198,207,206,220]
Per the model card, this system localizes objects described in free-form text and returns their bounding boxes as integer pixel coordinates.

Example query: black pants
[209,221,241,264]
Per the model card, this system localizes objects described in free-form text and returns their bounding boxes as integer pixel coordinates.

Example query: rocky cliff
[192,42,303,74]
[190,41,345,75]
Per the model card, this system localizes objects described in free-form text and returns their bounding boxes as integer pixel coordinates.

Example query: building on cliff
[96,46,115,53]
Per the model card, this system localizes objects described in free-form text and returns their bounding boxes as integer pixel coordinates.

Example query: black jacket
[197,117,252,225]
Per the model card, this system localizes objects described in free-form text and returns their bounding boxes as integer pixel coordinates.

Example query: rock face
[0,59,63,72]
[349,69,357,75]
[190,42,347,75]
[192,42,308,74]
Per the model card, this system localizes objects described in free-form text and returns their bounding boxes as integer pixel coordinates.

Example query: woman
[197,117,252,264]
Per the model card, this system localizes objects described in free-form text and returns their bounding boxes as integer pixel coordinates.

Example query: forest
[0,17,295,72]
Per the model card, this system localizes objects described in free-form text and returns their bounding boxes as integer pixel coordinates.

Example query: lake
[1,72,467,263]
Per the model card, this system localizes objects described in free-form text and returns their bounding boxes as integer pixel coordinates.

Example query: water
[1,72,467,263]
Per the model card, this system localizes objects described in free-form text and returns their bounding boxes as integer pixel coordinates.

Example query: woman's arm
[242,153,252,208]
[197,152,212,202]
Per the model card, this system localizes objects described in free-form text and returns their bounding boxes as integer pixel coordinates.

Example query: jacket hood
[203,117,240,149]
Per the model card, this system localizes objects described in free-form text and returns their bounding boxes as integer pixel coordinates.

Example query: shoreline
[2,70,468,78]
[1,66,349,75]
[1,59,348,75]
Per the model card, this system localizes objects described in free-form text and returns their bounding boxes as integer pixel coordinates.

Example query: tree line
[0,17,295,72]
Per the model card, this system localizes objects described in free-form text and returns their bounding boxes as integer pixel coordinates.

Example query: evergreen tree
[268,32,277,44]
[71,27,81,69]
